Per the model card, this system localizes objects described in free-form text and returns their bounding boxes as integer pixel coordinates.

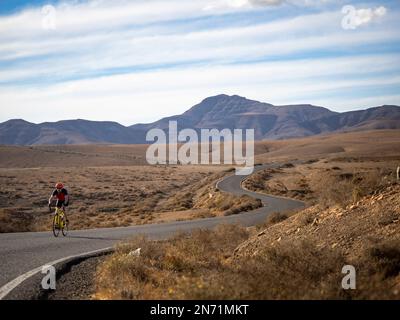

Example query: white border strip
[0,246,113,300]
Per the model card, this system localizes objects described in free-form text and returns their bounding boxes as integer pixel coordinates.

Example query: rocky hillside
[132,95,400,140]
[92,180,400,300]
[234,182,400,298]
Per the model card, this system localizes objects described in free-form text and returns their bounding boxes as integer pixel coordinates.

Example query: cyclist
[48,182,69,223]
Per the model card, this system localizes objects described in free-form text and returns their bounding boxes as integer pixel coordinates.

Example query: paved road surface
[0,163,305,296]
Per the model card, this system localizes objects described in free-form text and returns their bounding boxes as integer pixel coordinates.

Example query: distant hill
[1,94,400,145]
[0,119,145,145]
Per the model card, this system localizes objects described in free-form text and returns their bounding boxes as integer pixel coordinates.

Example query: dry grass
[234,182,400,300]
[0,208,40,233]
[194,191,262,216]
[244,158,398,208]
[243,166,314,202]
[345,239,400,300]
[253,129,400,164]
[3,145,262,232]
[0,163,262,232]
[0,165,227,232]
[1,130,400,168]
[82,130,400,300]
[94,224,250,300]
[254,211,292,232]
[316,167,396,208]
[266,211,289,224]
[2,130,400,232]
[94,221,400,300]
[94,181,400,300]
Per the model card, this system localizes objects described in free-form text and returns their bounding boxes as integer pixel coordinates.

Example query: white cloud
[1,8,398,84]
[206,0,332,9]
[203,0,282,10]
[1,54,399,124]
[0,2,393,66]
[375,6,387,17]
[0,0,346,42]
[248,0,285,6]
[0,0,398,125]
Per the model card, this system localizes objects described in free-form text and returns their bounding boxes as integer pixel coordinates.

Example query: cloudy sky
[0,0,399,125]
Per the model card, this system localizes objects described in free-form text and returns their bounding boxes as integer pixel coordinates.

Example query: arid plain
[1,129,399,233]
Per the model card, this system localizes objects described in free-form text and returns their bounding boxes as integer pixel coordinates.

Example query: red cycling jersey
[52,188,68,201]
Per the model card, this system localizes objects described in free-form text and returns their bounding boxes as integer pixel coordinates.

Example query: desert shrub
[368,241,400,278]
[317,169,389,208]
[194,189,262,216]
[299,211,316,226]
[226,240,345,300]
[345,239,400,300]
[100,207,119,213]
[95,224,400,300]
[256,209,301,231]
[0,208,38,232]
[281,162,294,168]
[267,212,288,224]
[220,195,262,216]
[95,225,250,299]
[242,169,275,192]
[317,176,354,208]
[95,228,348,300]
[378,210,398,226]
[160,192,193,211]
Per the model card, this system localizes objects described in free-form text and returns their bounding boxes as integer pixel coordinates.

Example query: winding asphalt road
[0,163,304,299]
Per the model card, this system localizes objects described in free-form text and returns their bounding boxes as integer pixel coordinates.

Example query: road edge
[0,246,114,300]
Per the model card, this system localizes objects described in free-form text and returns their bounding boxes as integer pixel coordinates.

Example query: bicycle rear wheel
[61,215,68,237]
[52,214,60,237]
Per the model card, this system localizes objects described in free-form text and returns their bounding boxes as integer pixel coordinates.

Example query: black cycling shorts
[56,200,68,208]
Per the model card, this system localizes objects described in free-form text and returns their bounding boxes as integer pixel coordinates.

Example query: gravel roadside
[43,255,107,300]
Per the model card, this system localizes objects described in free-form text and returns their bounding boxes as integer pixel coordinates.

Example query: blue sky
[0,0,399,125]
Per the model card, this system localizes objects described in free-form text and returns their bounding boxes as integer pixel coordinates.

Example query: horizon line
[1,94,399,127]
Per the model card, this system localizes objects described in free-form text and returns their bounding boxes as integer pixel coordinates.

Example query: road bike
[50,206,68,237]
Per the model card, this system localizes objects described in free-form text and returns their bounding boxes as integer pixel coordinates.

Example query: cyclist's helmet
[55,182,64,190]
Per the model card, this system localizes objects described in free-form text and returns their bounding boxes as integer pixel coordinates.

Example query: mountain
[130,95,338,140]
[0,119,145,145]
[1,94,400,145]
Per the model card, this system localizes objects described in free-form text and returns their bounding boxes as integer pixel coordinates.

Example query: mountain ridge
[1,94,399,145]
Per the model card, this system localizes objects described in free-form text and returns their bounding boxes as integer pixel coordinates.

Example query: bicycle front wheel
[52,214,60,237]
[61,216,68,237]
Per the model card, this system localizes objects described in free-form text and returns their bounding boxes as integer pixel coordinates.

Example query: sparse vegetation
[299,210,316,226]
[94,169,400,300]
[95,213,400,299]
[0,208,39,233]
[0,165,228,232]
[194,191,262,216]
[243,166,314,202]
[2,130,400,300]
[243,158,398,208]
[0,161,263,232]
[94,224,251,300]
[317,168,395,208]
[267,212,289,225]
[153,171,262,217]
